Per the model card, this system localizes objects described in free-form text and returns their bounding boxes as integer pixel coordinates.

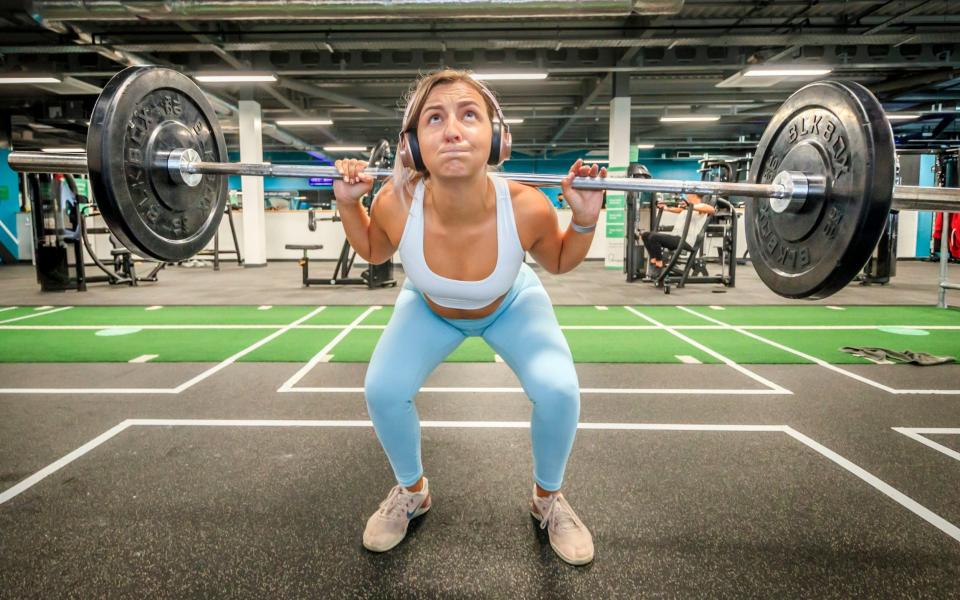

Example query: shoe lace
[537,496,579,533]
[378,486,420,520]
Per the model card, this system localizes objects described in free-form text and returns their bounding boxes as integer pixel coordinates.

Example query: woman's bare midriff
[423,293,506,320]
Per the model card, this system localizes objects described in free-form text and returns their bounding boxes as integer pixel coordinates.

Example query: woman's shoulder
[371,179,404,213]
[506,179,552,213]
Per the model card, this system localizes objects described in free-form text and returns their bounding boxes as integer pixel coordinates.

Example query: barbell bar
[9,149,825,203]
[9,150,959,214]
[6,65,960,299]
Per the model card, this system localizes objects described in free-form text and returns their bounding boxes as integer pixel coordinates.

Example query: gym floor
[1,260,959,598]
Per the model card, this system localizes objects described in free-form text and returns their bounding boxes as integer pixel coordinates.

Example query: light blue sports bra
[398,174,525,310]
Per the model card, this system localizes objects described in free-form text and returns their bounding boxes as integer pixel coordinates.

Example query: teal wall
[915,154,937,258]
[0,150,20,262]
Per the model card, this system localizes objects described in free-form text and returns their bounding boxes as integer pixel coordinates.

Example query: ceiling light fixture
[195,74,277,83]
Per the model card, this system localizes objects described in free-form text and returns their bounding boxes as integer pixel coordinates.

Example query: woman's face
[416,81,493,179]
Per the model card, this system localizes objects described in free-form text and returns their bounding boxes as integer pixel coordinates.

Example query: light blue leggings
[364,263,580,491]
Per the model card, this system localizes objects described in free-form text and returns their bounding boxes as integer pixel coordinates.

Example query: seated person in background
[640,193,716,277]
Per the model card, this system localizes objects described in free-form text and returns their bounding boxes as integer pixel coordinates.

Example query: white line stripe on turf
[7,420,958,545]
[34,306,53,311]
[258,305,272,310]
[279,306,381,392]
[0,306,18,313]
[2,323,958,331]
[173,306,327,394]
[0,306,71,324]
[826,306,845,311]
[892,428,960,462]
[784,426,960,543]
[594,305,608,311]
[676,355,702,364]
[678,306,960,395]
[709,305,725,310]
[625,306,791,394]
[129,354,158,363]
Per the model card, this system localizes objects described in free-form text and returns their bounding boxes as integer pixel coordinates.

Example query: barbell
[7,66,960,299]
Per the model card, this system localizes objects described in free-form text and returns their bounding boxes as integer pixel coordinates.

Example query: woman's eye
[427,114,440,124]
[465,110,477,119]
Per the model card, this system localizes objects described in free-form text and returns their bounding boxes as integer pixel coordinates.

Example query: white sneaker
[362,478,431,552]
[531,488,594,566]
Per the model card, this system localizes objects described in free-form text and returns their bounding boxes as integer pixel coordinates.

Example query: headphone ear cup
[500,127,512,164]
[400,130,426,172]
[397,133,414,170]
[488,121,502,165]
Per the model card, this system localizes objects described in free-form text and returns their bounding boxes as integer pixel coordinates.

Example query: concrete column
[239,100,266,266]
[604,72,631,269]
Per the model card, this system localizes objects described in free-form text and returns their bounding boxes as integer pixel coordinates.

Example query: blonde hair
[391,69,499,207]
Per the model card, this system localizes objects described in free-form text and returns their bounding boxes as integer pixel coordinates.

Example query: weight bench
[285,244,325,287]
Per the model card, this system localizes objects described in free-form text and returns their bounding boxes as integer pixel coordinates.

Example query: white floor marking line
[0,306,19,313]
[709,305,725,311]
[5,420,957,543]
[783,426,960,543]
[494,354,504,363]
[3,323,959,331]
[0,306,71,325]
[34,305,53,311]
[0,387,178,395]
[678,306,960,395]
[676,355,702,364]
[146,305,163,311]
[285,386,787,395]
[625,306,791,394]
[318,354,333,363]
[826,306,845,311]
[129,354,158,363]
[173,306,328,394]
[0,421,132,505]
[258,305,272,310]
[279,306,381,392]
[594,305,609,311]
[892,428,960,462]
[0,324,285,330]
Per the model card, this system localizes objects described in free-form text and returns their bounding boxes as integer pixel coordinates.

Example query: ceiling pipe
[29,1,684,22]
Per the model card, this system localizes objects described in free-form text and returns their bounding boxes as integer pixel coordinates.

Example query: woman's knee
[525,368,580,412]
[364,368,418,416]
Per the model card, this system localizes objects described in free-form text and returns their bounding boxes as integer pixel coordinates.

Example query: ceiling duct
[29,0,684,22]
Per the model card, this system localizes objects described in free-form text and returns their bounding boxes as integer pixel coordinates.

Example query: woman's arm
[333,159,399,264]
[524,191,597,274]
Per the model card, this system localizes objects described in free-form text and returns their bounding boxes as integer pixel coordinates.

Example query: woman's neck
[425,171,493,224]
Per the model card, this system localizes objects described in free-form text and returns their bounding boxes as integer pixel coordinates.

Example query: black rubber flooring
[2,362,959,599]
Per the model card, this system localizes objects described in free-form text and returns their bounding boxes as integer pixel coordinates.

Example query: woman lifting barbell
[333,69,606,565]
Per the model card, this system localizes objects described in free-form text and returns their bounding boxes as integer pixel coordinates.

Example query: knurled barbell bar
[6,66,960,299]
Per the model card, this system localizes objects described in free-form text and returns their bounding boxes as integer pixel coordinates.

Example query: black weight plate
[745,80,895,299]
[87,66,227,261]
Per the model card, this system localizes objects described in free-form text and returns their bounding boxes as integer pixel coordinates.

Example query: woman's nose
[442,118,463,141]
